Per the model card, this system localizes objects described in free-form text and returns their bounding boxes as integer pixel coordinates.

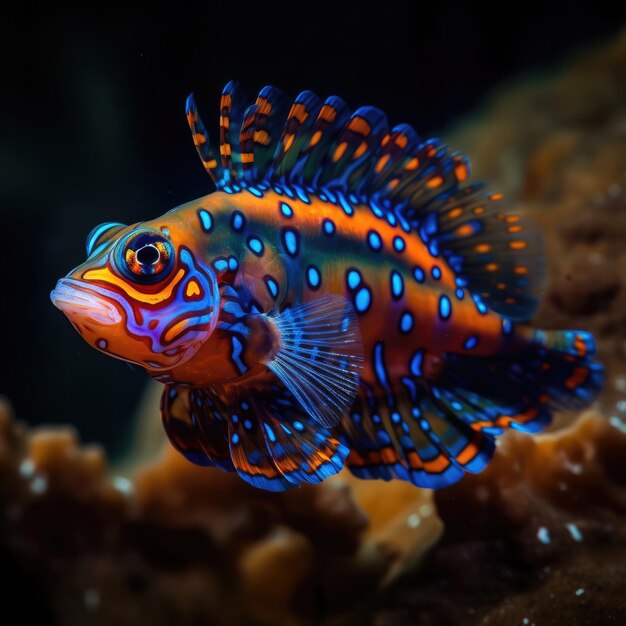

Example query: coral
[363,411,626,625]
[0,396,437,625]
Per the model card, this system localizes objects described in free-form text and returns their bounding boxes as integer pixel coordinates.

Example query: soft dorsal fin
[186,83,546,320]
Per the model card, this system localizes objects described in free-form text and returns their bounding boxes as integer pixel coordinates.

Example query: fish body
[51,82,604,491]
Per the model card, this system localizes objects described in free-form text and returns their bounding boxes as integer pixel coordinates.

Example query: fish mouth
[50,279,122,325]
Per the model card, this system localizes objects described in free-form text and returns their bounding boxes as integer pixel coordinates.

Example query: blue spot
[319,192,328,202]
[413,266,425,283]
[213,258,228,272]
[419,419,430,432]
[451,401,463,411]
[273,186,283,195]
[431,266,441,280]
[307,265,321,290]
[322,218,335,236]
[370,200,384,218]
[374,341,390,391]
[355,287,371,313]
[391,270,404,299]
[198,209,213,232]
[244,419,253,430]
[456,288,464,299]
[386,212,397,226]
[347,269,361,290]
[412,407,421,419]
[231,336,248,374]
[502,318,513,335]
[248,186,263,198]
[282,228,299,257]
[293,421,304,432]
[393,236,405,252]
[228,256,239,271]
[439,295,451,320]
[263,423,277,442]
[295,187,310,203]
[391,412,401,424]
[241,402,249,410]
[231,211,245,231]
[247,237,264,256]
[283,186,295,199]
[464,336,478,350]
[368,230,382,251]
[410,350,424,376]
[280,202,293,218]
[231,433,240,444]
[351,412,361,424]
[473,295,488,315]
[265,277,279,299]
[338,192,354,215]
[372,413,382,424]
[400,312,414,333]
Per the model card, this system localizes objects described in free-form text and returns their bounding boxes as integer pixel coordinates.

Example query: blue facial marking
[463,336,478,350]
[400,312,414,333]
[280,202,293,218]
[307,265,321,289]
[198,209,213,233]
[413,266,425,283]
[431,266,441,280]
[265,277,279,299]
[355,287,371,313]
[247,237,264,256]
[393,236,405,252]
[410,350,424,376]
[231,211,245,231]
[322,218,335,236]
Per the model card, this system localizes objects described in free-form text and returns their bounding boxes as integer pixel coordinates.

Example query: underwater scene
[2,5,626,625]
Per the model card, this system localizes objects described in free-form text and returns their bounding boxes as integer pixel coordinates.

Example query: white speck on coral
[407,514,421,528]
[566,523,583,542]
[84,589,100,612]
[609,415,626,435]
[19,460,35,478]
[523,618,530,625]
[30,476,47,495]
[113,476,133,495]
[419,504,432,518]
[608,183,622,198]
[537,527,551,545]
[616,400,626,413]
[575,588,585,596]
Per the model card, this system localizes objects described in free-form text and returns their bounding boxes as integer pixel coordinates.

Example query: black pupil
[136,244,160,266]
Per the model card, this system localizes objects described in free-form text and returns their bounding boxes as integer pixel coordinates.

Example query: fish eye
[116,229,175,283]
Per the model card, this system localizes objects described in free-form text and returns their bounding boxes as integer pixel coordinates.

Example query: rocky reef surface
[2,31,626,626]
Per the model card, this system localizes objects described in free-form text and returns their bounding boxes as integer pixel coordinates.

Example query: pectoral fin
[266,295,364,429]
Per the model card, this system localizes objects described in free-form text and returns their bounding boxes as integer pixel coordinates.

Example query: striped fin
[219,81,248,181]
[318,106,389,189]
[160,385,234,471]
[185,93,222,184]
[340,383,494,489]
[271,90,322,181]
[187,82,545,319]
[252,386,349,485]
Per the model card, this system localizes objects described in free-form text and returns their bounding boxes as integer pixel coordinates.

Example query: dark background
[2,3,625,458]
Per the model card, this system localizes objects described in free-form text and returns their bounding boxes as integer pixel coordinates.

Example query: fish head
[50,218,220,372]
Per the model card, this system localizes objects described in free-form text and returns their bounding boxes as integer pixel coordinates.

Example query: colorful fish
[51,82,603,491]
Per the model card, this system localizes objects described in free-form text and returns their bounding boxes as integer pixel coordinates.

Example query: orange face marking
[448,207,463,220]
[253,130,270,145]
[283,134,295,152]
[473,206,485,215]
[490,193,504,201]
[185,280,201,298]
[486,263,499,272]
[514,266,528,275]
[82,267,186,305]
[476,244,491,253]
[395,133,408,148]
[387,178,400,191]
[508,225,522,233]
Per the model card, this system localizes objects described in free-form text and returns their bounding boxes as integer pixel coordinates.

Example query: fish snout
[50,279,122,325]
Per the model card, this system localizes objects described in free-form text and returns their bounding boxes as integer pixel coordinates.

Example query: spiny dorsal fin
[186,83,546,320]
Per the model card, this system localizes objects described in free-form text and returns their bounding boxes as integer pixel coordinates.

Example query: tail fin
[444,328,604,434]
